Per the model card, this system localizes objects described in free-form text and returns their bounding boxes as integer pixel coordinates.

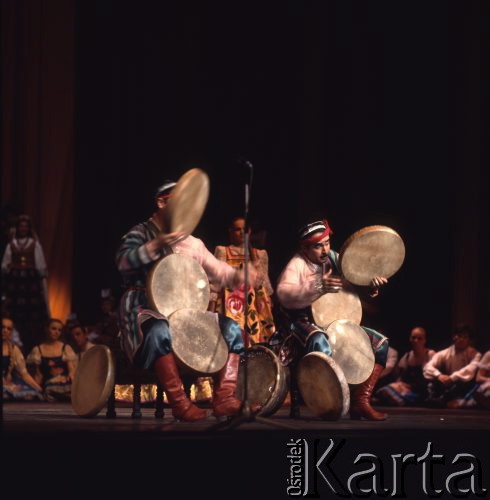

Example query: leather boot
[350,363,388,421]
[154,354,208,422]
[212,353,243,418]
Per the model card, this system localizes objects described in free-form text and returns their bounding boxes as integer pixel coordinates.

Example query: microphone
[237,157,253,169]
[237,157,253,186]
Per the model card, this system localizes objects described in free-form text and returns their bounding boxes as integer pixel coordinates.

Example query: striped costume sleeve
[116,223,159,274]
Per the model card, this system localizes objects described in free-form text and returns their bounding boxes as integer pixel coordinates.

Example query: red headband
[300,220,333,246]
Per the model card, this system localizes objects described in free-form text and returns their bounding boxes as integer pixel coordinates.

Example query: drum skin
[147,253,210,318]
[311,285,362,328]
[164,168,210,236]
[236,345,288,417]
[297,352,350,420]
[339,225,405,286]
[325,319,375,385]
[168,308,228,375]
[71,345,115,418]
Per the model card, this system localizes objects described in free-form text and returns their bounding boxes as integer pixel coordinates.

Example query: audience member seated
[375,326,435,406]
[3,317,44,400]
[474,351,490,409]
[379,346,399,383]
[423,324,481,408]
[91,289,120,350]
[69,323,96,361]
[26,318,77,401]
[446,350,490,409]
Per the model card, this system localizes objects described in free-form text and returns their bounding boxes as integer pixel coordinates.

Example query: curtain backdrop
[1,0,75,322]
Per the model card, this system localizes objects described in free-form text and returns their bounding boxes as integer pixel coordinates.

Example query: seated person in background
[423,324,481,408]
[3,317,44,400]
[447,350,490,409]
[69,323,96,361]
[474,351,490,409]
[376,326,436,406]
[91,290,120,349]
[379,346,399,383]
[27,318,78,401]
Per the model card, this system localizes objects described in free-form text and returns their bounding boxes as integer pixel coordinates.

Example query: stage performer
[211,216,275,345]
[1,215,50,352]
[276,219,390,421]
[116,181,256,422]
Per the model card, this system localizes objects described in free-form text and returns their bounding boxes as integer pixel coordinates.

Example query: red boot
[154,354,208,422]
[212,353,243,418]
[350,363,388,421]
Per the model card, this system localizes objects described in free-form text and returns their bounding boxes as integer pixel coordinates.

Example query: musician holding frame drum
[116,175,257,422]
[276,219,393,421]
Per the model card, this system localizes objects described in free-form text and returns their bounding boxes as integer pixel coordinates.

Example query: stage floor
[3,402,489,499]
[3,401,490,434]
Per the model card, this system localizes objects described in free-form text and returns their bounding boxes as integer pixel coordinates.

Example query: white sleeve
[276,259,321,310]
[423,351,443,379]
[450,351,482,383]
[198,241,236,291]
[2,244,12,272]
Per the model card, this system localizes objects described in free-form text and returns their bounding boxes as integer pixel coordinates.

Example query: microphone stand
[209,160,295,431]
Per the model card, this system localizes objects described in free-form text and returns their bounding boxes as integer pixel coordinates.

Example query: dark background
[72,1,488,353]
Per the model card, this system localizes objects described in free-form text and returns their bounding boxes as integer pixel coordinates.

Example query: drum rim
[71,345,115,418]
[168,307,228,375]
[339,224,405,285]
[163,167,210,236]
[325,319,375,385]
[146,253,211,317]
[311,286,363,328]
[298,351,350,418]
[237,344,288,417]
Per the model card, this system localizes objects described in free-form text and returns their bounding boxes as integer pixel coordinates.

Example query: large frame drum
[311,285,362,328]
[147,253,210,318]
[297,352,350,420]
[164,168,210,236]
[326,319,375,385]
[236,345,288,417]
[339,225,405,286]
[71,345,115,417]
[168,308,228,375]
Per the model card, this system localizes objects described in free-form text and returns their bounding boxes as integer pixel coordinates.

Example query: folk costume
[275,219,390,420]
[213,244,275,345]
[375,348,436,406]
[115,181,249,422]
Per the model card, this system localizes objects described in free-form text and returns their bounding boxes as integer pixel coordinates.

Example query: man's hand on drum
[148,231,186,254]
[321,269,343,293]
[369,276,388,297]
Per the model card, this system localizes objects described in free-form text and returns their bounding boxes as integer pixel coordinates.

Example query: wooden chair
[105,348,196,419]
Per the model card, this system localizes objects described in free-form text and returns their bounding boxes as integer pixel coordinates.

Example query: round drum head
[236,346,288,417]
[71,345,115,417]
[297,352,350,420]
[147,253,210,318]
[311,285,362,328]
[168,308,228,374]
[326,319,375,385]
[339,225,405,286]
[164,168,210,236]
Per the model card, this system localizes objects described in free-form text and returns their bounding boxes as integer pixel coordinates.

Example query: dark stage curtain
[1,0,75,322]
